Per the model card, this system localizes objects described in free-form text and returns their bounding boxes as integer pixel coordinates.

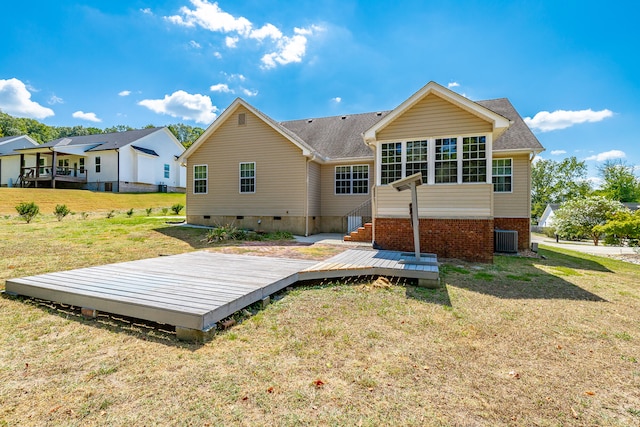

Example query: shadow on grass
[405,283,452,307]
[441,248,608,302]
[153,225,211,249]
[2,293,205,350]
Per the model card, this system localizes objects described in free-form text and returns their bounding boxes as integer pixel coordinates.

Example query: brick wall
[494,217,531,250]
[374,218,494,263]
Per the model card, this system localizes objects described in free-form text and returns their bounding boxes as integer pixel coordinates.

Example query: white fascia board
[363,81,511,143]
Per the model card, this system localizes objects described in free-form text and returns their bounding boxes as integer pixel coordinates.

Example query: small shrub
[541,227,557,239]
[80,212,89,220]
[161,207,169,216]
[15,201,39,223]
[206,224,247,243]
[106,210,115,219]
[126,208,134,217]
[145,207,153,216]
[54,204,71,221]
[171,203,184,215]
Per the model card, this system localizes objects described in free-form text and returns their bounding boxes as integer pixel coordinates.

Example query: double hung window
[492,158,512,192]
[239,162,255,193]
[193,165,207,194]
[335,165,369,194]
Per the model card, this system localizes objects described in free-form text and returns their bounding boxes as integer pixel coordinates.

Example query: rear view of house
[15,127,186,192]
[180,82,544,262]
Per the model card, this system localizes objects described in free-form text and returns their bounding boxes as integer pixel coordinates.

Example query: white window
[193,165,207,194]
[462,136,487,183]
[335,165,369,195]
[239,162,255,193]
[381,142,402,185]
[406,140,428,178]
[79,158,85,174]
[435,138,457,183]
[95,156,101,173]
[492,158,512,192]
[164,164,170,179]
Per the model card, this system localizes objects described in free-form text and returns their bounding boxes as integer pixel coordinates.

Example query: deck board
[5,249,439,333]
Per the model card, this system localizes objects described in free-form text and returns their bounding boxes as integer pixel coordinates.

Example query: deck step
[344,222,373,242]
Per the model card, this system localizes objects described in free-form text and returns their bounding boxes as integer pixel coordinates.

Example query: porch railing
[343,198,372,234]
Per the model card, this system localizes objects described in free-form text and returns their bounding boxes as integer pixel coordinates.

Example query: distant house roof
[131,145,159,156]
[0,135,39,156]
[35,127,163,151]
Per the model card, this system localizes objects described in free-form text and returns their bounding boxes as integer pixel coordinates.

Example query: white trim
[334,164,370,195]
[363,81,510,144]
[193,164,208,195]
[239,161,256,194]
[492,157,513,193]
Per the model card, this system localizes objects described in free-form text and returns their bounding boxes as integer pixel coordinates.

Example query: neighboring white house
[538,203,560,227]
[15,127,186,192]
[0,135,39,187]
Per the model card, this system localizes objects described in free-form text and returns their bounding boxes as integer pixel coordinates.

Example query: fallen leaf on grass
[313,379,325,388]
[49,405,62,414]
[585,391,595,396]
[508,370,521,379]
[267,387,274,393]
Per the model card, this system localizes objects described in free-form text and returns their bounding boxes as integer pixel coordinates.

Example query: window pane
[381,143,402,184]
[435,138,457,183]
[492,159,512,192]
[406,140,428,179]
[240,163,255,193]
[194,165,207,194]
[462,136,486,182]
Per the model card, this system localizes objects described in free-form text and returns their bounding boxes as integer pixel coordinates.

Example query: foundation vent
[494,230,518,253]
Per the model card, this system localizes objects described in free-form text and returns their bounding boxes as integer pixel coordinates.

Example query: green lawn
[1,214,639,426]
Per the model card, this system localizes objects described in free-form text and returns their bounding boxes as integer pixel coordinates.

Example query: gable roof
[0,135,39,156]
[32,127,164,151]
[280,111,390,160]
[182,83,543,164]
[477,98,544,153]
[362,81,512,144]
[180,98,318,162]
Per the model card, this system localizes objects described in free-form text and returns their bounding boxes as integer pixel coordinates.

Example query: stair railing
[343,198,372,234]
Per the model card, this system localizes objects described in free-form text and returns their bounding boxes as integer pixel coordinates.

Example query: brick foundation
[494,217,531,250]
[374,218,494,263]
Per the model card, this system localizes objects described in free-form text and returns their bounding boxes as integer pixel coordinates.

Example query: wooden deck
[4,249,439,337]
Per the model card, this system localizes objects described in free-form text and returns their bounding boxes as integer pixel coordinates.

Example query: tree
[554,196,624,245]
[168,123,205,147]
[531,157,592,221]
[597,160,640,202]
[594,209,640,246]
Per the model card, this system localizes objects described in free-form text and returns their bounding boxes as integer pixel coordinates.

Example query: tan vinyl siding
[377,93,492,141]
[493,153,531,218]
[375,184,493,218]
[320,161,375,217]
[308,161,321,217]
[186,105,307,217]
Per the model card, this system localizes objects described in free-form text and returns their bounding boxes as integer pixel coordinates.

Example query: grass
[1,211,640,425]
[0,188,185,215]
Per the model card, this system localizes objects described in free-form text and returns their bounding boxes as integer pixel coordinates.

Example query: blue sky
[1,0,639,183]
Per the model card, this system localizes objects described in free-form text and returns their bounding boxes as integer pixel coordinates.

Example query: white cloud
[242,88,258,97]
[48,95,64,105]
[231,73,245,81]
[0,78,54,119]
[447,82,460,89]
[225,36,239,48]
[584,149,626,162]
[210,83,233,93]
[140,8,152,15]
[587,176,603,189]
[524,108,614,132]
[213,51,222,58]
[72,111,102,122]
[550,150,566,155]
[249,23,282,41]
[167,0,252,34]
[138,90,217,124]
[118,90,131,97]
[331,97,342,103]
[189,40,202,48]
[166,1,319,68]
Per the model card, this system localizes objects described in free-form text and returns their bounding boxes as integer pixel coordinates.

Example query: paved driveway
[531,234,637,256]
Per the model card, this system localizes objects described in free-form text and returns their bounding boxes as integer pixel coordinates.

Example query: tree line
[0,111,204,147]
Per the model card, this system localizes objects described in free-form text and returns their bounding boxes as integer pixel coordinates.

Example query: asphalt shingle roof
[278,98,542,160]
[37,127,163,151]
[280,111,390,159]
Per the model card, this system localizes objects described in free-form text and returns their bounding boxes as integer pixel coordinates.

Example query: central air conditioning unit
[495,230,518,253]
